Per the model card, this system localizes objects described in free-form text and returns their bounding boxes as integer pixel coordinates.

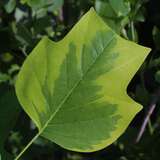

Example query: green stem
[130,21,135,42]
[14,132,40,160]
[148,118,154,135]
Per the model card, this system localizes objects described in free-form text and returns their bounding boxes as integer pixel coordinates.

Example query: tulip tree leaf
[15,8,151,152]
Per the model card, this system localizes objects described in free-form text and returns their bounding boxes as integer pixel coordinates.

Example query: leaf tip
[89,7,97,15]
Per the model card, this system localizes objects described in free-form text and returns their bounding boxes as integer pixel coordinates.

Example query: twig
[135,101,156,143]
[135,87,160,143]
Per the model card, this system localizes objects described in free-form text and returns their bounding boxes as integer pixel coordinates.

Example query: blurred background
[1,0,160,159]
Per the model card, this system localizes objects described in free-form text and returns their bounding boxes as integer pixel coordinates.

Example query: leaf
[109,0,131,17]
[0,73,10,83]
[0,86,20,159]
[21,0,64,11]
[48,0,64,12]
[4,0,16,13]
[95,0,116,18]
[15,8,151,152]
[95,0,129,33]
[1,52,13,63]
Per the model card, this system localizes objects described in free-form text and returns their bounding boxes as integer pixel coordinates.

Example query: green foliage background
[0,0,160,159]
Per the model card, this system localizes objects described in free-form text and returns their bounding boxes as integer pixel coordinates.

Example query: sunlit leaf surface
[16,8,151,152]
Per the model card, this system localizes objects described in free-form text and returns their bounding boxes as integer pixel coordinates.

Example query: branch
[135,87,160,143]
